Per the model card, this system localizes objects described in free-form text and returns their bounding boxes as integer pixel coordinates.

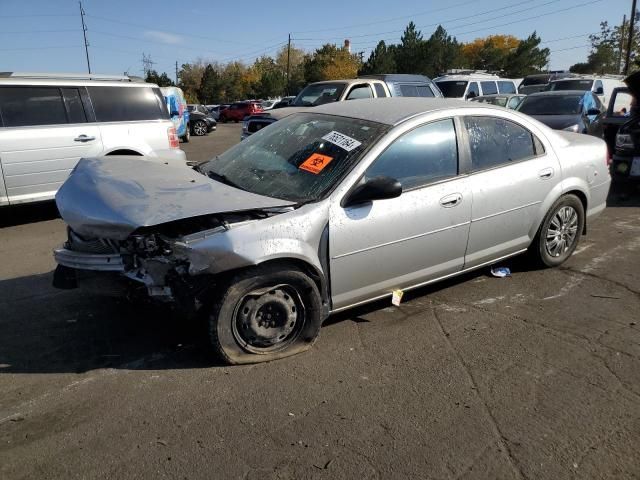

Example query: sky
[0,0,632,78]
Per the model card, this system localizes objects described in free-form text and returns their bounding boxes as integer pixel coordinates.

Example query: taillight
[168,126,179,148]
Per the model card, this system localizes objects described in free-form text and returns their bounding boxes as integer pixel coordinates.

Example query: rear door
[0,86,103,204]
[462,115,561,267]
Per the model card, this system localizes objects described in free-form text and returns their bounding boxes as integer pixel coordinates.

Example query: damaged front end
[53,208,290,313]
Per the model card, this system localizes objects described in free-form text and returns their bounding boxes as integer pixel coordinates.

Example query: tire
[193,120,207,136]
[181,124,190,143]
[209,265,323,364]
[530,194,584,267]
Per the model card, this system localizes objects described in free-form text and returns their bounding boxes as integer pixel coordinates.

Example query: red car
[220,101,263,122]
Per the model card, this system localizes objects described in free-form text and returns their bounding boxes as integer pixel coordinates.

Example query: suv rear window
[497,81,516,94]
[88,86,166,122]
[0,86,68,127]
[480,81,498,95]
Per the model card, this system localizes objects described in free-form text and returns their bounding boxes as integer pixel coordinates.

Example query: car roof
[308,97,498,126]
[527,90,588,97]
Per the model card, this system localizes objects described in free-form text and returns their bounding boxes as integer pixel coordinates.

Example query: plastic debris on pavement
[491,266,511,278]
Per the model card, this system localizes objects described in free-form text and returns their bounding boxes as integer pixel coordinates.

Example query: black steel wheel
[209,265,323,364]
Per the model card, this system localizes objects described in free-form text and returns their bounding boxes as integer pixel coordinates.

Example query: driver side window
[365,119,458,190]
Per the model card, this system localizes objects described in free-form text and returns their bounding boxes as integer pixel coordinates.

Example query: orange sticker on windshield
[299,153,334,174]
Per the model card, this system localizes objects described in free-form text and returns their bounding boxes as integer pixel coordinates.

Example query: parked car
[187,104,217,136]
[611,71,640,179]
[260,100,278,110]
[545,75,624,108]
[242,75,443,140]
[434,73,519,100]
[219,101,263,122]
[53,97,610,364]
[0,72,187,206]
[205,104,228,121]
[598,86,633,158]
[516,90,605,136]
[469,94,526,109]
[272,96,295,109]
[518,72,574,95]
[161,86,190,142]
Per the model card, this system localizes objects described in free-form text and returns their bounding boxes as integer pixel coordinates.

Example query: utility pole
[624,0,638,75]
[175,61,179,85]
[142,53,155,78]
[79,1,91,74]
[286,33,291,96]
[619,14,627,74]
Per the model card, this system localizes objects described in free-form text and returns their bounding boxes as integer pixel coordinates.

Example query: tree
[461,34,520,71]
[179,61,206,102]
[145,70,174,87]
[303,44,361,83]
[424,26,462,77]
[503,32,549,77]
[198,64,222,104]
[359,41,397,75]
[275,44,306,94]
[395,22,426,73]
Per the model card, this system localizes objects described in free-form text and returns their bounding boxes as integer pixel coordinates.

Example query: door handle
[439,193,463,208]
[74,135,95,142]
[538,167,554,179]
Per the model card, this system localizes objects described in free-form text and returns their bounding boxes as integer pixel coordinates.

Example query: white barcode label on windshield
[322,131,362,152]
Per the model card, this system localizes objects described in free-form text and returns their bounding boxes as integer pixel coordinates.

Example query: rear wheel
[208,265,323,364]
[531,194,584,267]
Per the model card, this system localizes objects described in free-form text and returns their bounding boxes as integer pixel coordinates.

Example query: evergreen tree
[395,22,426,73]
[359,41,397,75]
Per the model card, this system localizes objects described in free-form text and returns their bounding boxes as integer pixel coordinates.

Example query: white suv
[0,72,187,206]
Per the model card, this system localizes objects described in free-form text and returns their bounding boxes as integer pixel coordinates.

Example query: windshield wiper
[206,170,245,191]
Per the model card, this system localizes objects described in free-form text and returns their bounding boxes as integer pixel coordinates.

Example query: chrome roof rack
[0,72,145,82]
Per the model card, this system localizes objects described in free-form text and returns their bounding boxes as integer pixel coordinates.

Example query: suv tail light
[168,126,179,148]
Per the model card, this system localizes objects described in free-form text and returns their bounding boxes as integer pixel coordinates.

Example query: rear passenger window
[480,82,498,95]
[468,82,480,98]
[346,85,373,100]
[497,81,516,94]
[374,83,388,97]
[88,86,165,122]
[62,88,87,123]
[399,84,418,97]
[464,116,537,171]
[0,87,68,127]
[365,119,458,190]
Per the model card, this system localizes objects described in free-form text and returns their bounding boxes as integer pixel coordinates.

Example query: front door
[0,86,103,204]
[329,118,472,310]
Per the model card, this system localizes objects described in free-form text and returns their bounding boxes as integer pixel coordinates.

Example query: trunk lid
[56,156,294,240]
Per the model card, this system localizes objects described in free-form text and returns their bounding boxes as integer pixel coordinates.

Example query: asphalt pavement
[1,124,639,479]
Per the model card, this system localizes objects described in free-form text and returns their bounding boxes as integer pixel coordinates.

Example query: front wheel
[208,265,323,364]
[192,120,207,136]
[531,194,584,267]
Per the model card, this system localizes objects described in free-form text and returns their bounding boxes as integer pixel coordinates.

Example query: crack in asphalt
[431,307,528,480]
[558,266,640,297]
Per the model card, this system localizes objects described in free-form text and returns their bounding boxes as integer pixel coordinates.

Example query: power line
[79,1,91,74]
[0,29,79,34]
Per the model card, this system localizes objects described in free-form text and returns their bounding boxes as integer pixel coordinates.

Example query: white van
[546,75,624,108]
[434,73,519,100]
[0,72,187,206]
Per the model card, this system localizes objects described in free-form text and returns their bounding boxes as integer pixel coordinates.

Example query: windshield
[199,113,388,202]
[548,79,593,91]
[435,81,468,98]
[517,95,583,115]
[522,75,550,86]
[291,83,347,106]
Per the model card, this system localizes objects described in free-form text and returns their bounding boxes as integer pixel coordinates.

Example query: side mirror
[343,176,402,208]
[595,87,604,95]
[466,92,477,99]
[587,108,601,116]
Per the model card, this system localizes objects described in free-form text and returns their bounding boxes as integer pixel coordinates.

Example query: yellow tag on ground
[392,289,404,306]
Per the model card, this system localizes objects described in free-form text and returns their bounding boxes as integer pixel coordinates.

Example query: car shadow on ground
[0,201,60,228]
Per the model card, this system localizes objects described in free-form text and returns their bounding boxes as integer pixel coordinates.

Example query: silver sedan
[53,98,611,364]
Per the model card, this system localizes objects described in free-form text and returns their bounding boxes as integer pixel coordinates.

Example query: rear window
[436,81,468,98]
[522,76,550,86]
[497,81,516,94]
[548,79,594,91]
[88,86,166,122]
[0,86,68,127]
[480,81,498,95]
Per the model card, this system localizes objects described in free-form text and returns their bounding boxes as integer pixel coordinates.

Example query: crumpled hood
[528,114,583,131]
[55,156,294,240]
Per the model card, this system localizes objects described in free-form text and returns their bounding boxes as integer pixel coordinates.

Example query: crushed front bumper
[53,248,125,272]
